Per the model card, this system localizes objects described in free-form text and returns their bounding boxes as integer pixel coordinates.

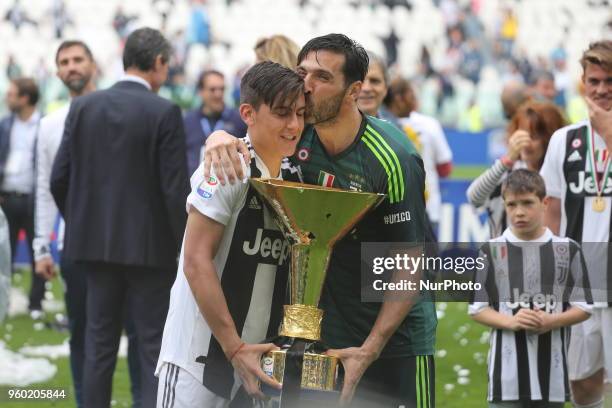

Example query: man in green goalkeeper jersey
[204,34,436,408]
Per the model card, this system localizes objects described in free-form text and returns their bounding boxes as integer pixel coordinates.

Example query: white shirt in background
[399,111,453,223]
[33,104,68,260]
[2,111,40,194]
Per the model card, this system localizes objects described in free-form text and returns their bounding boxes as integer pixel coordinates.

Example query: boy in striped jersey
[469,169,592,407]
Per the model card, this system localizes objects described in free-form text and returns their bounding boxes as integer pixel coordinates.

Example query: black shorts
[351,355,435,408]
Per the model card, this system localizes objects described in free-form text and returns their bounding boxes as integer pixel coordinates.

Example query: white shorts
[568,307,612,383]
[156,362,229,408]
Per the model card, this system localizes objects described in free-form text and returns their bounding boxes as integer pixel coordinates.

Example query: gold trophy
[249,179,384,405]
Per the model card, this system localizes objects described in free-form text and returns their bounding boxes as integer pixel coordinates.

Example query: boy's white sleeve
[186,161,249,225]
[468,302,489,315]
[539,129,566,199]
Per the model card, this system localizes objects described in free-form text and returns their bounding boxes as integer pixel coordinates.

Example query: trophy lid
[249,179,385,246]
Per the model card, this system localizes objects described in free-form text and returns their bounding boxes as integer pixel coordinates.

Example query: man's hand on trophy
[203,130,250,186]
[326,346,378,405]
[230,342,281,398]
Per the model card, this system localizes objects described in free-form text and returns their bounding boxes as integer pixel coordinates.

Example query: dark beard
[66,77,88,94]
[306,89,346,125]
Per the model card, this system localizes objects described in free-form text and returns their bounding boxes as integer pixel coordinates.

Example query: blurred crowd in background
[2,0,611,132]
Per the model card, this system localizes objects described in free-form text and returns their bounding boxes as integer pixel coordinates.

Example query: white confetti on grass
[42,299,64,313]
[458,369,470,377]
[8,287,28,317]
[479,330,491,344]
[19,336,129,359]
[20,340,70,359]
[458,324,470,334]
[8,287,65,317]
[0,335,131,386]
[457,377,470,385]
[0,341,57,386]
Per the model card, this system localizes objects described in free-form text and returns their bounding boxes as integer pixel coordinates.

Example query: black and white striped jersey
[156,136,301,400]
[540,120,612,306]
[469,228,592,402]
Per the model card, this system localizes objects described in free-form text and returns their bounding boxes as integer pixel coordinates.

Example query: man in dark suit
[50,27,189,408]
[0,77,45,312]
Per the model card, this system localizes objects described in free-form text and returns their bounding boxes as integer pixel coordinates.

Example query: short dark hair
[55,40,94,65]
[297,33,369,86]
[197,69,224,90]
[11,77,39,106]
[240,61,304,110]
[384,77,415,110]
[122,27,171,71]
[502,169,547,200]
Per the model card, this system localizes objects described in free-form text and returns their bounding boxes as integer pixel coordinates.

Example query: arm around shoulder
[203,130,250,185]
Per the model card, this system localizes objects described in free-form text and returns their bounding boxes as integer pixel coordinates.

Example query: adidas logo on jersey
[566,150,582,162]
[249,196,262,210]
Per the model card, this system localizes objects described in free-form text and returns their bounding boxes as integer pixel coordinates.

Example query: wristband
[500,155,515,169]
[229,342,245,362]
[33,244,51,261]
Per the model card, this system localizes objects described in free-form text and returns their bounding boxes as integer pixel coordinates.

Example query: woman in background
[467,101,567,238]
[233,34,300,104]
[254,34,299,69]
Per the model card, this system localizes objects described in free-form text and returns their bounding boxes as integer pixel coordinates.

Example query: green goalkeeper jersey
[291,114,436,357]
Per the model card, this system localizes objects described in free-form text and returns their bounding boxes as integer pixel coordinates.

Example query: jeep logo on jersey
[384,211,411,224]
[568,171,612,195]
[506,288,557,313]
[242,228,290,266]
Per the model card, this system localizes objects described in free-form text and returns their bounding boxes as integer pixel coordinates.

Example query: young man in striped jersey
[155,61,305,407]
[539,40,612,408]
[470,169,592,408]
[203,34,436,407]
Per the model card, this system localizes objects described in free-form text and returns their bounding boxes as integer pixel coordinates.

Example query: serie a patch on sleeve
[196,175,219,200]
